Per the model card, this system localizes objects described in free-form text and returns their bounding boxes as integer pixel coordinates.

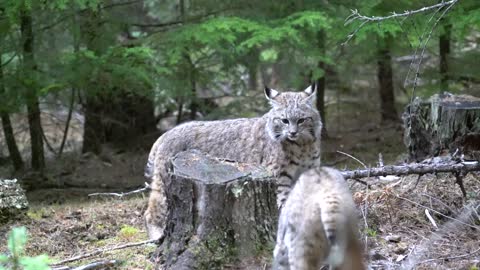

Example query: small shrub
[118,225,140,241]
[0,227,51,270]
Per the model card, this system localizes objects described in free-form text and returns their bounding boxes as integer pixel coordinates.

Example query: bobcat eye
[281,119,289,124]
[297,118,305,124]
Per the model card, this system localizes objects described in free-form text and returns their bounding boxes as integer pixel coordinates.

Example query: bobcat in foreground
[144,85,322,240]
[273,167,365,270]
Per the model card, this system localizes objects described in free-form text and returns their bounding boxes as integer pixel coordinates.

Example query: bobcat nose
[289,131,298,137]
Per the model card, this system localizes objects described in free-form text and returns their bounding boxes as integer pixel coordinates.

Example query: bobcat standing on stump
[273,167,365,270]
[144,85,322,240]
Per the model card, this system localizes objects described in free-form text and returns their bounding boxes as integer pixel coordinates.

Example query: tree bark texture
[377,35,398,122]
[439,22,451,91]
[20,5,45,171]
[403,93,480,161]
[153,150,277,269]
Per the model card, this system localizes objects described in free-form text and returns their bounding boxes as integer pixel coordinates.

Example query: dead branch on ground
[342,161,479,180]
[51,237,162,266]
[52,259,120,270]
[88,183,150,198]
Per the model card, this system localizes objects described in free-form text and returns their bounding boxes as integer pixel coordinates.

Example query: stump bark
[403,93,480,161]
[153,150,277,269]
[0,179,29,223]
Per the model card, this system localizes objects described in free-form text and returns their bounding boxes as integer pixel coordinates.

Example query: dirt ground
[1,95,479,269]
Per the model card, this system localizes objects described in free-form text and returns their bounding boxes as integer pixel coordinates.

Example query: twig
[424,209,438,228]
[345,1,457,24]
[51,238,161,266]
[52,260,120,270]
[395,195,479,230]
[343,0,458,45]
[409,1,457,101]
[336,150,367,169]
[58,88,76,158]
[88,183,151,197]
[418,247,480,264]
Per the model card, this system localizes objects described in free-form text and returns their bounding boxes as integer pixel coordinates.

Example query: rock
[393,242,408,254]
[370,250,387,261]
[386,234,401,243]
[0,179,29,222]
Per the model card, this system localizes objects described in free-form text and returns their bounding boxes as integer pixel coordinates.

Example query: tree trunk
[153,150,277,269]
[0,57,24,171]
[82,95,104,154]
[20,5,45,171]
[0,113,24,171]
[316,29,328,137]
[403,93,480,161]
[439,22,451,91]
[80,8,104,154]
[377,35,398,122]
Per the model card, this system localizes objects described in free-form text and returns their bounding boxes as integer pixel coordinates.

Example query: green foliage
[0,227,51,270]
[118,225,140,241]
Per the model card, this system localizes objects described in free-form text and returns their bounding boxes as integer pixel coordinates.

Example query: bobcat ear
[265,86,280,106]
[303,83,317,106]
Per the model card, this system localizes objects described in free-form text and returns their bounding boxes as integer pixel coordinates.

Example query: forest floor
[1,100,479,270]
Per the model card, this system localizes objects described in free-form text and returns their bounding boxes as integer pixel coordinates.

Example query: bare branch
[346,1,458,24]
[88,183,151,198]
[51,238,162,266]
[341,161,480,180]
[343,0,459,45]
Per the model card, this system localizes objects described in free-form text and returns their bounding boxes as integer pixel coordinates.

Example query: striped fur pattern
[144,85,322,240]
[273,167,365,270]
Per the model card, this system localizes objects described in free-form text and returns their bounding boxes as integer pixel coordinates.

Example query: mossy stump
[403,93,480,161]
[153,150,277,269]
[0,179,29,223]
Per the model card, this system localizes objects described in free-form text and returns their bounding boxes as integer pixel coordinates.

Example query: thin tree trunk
[316,29,328,137]
[20,5,45,171]
[377,35,398,122]
[439,22,451,91]
[0,56,24,171]
[81,8,104,154]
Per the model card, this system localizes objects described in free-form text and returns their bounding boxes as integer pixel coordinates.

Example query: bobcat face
[265,84,322,143]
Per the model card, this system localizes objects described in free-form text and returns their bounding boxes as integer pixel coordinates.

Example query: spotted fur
[144,85,322,240]
[273,167,365,270]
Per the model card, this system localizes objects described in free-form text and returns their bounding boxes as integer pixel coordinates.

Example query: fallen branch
[341,161,479,179]
[52,259,120,270]
[88,183,151,198]
[51,238,161,266]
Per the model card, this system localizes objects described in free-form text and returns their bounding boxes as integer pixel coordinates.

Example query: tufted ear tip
[303,83,317,106]
[304,83,317,96]
[265,86,280,100]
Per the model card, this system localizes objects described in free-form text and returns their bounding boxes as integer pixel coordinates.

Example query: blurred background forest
[0,0,479,183]
[1,1,480,269]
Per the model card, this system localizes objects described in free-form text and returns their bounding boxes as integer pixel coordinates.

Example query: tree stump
[153,150,277,269]
[0,179,29,223]
[403,93,480,161]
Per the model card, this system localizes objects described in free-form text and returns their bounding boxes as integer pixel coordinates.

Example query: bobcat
[273,167,365,270]
[144,85,322,240]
